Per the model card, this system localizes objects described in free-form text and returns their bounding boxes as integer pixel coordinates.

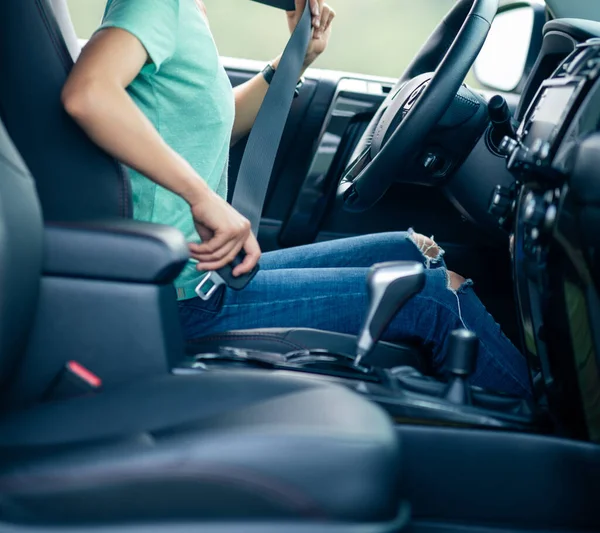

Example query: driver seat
[0,0,423,371]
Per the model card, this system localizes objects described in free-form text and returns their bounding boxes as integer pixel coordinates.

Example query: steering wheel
[338,0,499,212]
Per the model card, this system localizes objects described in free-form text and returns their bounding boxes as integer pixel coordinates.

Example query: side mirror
[474,2,546,93]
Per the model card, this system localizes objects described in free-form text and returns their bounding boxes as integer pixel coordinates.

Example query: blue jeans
[178,232,532,398]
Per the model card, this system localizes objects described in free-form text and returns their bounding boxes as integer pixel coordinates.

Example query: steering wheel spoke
[337,0,499,212]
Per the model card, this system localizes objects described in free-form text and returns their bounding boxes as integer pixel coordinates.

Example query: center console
[178,260,545,432]
[489,38,600,442]
[177,336,540,431]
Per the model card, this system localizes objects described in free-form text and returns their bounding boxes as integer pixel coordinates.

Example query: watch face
[262,64,276,84]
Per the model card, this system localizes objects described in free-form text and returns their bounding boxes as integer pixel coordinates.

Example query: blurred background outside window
[67,0,460,79]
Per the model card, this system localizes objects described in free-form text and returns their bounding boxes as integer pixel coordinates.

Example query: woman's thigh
[260,231,443,270]
[181,266,457,346]
[180,266,371,338]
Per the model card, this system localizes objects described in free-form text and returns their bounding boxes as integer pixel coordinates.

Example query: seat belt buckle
[43,361,102,401]
[195,250,260,301]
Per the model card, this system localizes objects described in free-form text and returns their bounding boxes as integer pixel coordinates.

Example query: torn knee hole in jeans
[445,269,474,330]
[408,228,445,268]
[446,270,473,292]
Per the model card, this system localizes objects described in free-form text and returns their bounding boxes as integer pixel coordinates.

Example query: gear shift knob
[444,329,479,405]
[446,329,478,376]
[355,261,425,367]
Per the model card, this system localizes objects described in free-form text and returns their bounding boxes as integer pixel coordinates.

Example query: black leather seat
[0,0,424,373]
[0,116,405,529]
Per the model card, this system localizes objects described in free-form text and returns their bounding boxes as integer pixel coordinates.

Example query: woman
[62,0,532,398]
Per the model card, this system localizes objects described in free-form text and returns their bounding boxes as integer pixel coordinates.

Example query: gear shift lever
[444,329,479,405]
[355,261,425,368]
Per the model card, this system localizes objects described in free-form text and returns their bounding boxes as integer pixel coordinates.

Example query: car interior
[0,0,599,531]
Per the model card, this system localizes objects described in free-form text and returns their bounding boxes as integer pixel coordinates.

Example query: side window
[66,0,107,39]
[68,0,457,79]
[205,0,455,78]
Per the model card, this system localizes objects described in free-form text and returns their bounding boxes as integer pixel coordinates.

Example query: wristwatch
[261,63,304,98]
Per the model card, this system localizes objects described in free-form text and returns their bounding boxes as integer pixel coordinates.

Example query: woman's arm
[63,28,260,275]
[230,0,335,144]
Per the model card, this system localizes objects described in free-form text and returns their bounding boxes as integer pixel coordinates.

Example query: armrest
[43,219,189,283]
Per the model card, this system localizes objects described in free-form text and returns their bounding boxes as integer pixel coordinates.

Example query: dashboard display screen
[525,86,577,148]
[533,86,576,126]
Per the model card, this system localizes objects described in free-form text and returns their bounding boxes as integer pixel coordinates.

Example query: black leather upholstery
[0,120,43,388]
[0,0,132,221]
[44,220,189,283]
[0,373,401,524]
[186,328,425,371]
[0,117,404,526]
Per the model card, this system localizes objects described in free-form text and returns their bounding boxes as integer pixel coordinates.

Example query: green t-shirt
[99,0,235,300]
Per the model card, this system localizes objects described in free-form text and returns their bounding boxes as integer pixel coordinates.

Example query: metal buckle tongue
[194,250,261,301]
[195,271,226,301]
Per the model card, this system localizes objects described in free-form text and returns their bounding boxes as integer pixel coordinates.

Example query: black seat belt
[232,0,311,235]
[195,0,312,300]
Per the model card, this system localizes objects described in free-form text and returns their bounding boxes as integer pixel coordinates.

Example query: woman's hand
[188,190,261,276]
[286,0,336,68]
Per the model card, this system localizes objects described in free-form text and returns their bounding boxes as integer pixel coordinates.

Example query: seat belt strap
[231,0,312,235]
[195,0,311,300]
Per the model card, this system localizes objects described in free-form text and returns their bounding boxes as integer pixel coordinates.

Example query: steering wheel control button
[544,204,558,232]
[499,136,519,157]
[488,184,516,230]
[403,82,429,111]
[538,141,552,162]
[522,189,558,244]
[421,151,444,174]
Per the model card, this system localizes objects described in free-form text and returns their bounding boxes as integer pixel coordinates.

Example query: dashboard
[503,24,600,442]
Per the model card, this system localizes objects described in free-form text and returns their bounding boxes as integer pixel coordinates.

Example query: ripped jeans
[178,231,532,398]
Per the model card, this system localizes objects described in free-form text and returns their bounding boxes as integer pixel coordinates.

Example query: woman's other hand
[286,0,336,68]
[188,191,261,276]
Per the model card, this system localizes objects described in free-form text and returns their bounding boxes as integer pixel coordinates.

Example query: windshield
[546,0,600,21]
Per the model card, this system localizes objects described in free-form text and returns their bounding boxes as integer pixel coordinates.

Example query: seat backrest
[0,118,44,388]
[0,0,132,222]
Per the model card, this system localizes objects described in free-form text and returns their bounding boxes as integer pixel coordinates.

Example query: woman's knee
[447,270,466,291]
[409,231,442,260]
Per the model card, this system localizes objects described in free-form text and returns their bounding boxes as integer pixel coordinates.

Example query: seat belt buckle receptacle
[43,361,102,401]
